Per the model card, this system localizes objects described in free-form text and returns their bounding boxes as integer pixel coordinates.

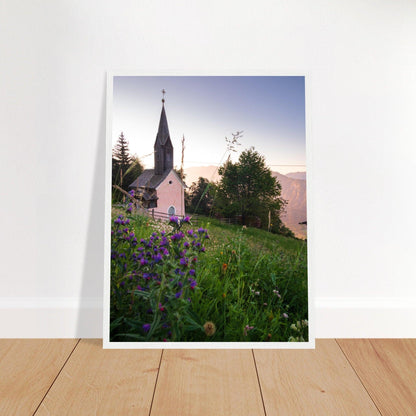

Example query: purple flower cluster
[111,213,210,340]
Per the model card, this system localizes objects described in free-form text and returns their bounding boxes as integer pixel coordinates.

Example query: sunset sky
[112,76,306,174]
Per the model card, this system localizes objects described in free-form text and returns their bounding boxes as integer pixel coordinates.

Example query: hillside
[111,209,308,342]
[272,172,307,239]
[184,166,307,239]
[286,171,306,180]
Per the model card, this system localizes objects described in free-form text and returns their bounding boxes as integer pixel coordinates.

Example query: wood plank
[338,339,416,416]
[0,339,78,416]
[150,349,265,416]
[254,339,380,416]
[35,339,161,416]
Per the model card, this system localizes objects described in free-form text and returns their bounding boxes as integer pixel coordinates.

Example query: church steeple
[154,92,173,175]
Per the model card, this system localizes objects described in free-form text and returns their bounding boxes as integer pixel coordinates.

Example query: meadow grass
[110,209,308,342]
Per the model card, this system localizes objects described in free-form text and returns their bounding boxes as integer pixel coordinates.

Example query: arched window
[168,205,176,216]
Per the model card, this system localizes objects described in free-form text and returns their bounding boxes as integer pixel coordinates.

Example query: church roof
[129,168,186,190]
[129,169,168,189]
[155,105,172,146]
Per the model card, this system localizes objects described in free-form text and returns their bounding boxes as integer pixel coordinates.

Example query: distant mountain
[184,166,219,186]
[286,171,306,180]
[183,166,307,239]
[271,172,307,239]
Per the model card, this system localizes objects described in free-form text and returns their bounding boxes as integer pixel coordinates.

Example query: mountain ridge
[183,166,307,239]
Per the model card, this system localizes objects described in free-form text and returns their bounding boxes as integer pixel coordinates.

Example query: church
[129,96,186,218]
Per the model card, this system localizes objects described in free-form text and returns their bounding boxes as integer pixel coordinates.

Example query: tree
[217,147,287,233]
[112,133,144,202]
[185,177,216,215]
[112,132,131,190]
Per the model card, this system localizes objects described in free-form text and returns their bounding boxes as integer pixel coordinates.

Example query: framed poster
[104,74,312,348]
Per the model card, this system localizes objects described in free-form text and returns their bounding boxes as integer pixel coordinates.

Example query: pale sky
[112,76,306,174]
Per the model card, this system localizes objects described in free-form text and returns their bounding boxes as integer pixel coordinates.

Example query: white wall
[1,0,415,338]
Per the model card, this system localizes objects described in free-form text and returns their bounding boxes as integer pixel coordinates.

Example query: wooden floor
[0,340,415,415]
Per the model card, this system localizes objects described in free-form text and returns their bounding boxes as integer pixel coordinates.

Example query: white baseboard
[0,297,415,338]
[0,298,103,338]
[315,297,416,338]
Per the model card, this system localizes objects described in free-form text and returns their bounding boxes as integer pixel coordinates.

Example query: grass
[110,208,308,342]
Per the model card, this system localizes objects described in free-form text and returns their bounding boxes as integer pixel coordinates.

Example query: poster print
[105,75,311,347]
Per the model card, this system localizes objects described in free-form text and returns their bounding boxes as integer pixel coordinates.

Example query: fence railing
[113,202,198,225]
[149,209,199,225]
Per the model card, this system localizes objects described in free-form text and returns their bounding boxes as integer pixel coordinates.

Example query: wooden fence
[149,209,199,225]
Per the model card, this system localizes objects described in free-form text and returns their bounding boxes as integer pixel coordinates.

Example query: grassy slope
[197,216,306,254]
[186,216,308,342]
[112,210,308,342]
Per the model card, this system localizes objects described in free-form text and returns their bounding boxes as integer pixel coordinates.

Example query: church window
[168,205,176,216]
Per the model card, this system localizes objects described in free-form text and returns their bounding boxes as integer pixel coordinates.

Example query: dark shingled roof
[129,168,187,189]
[156,106,171,146]
[129,169,169,189]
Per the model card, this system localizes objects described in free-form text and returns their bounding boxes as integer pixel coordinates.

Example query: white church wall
[156,171,185,217]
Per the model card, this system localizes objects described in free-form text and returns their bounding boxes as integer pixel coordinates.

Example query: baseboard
[315,297,416,338]
[0,297,415,338]
[0,298,103,338]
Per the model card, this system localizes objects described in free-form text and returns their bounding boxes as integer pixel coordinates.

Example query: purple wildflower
[189,269,196,276]
[153,253,163,263]
[188,278,197,289]
[142,323,151,332]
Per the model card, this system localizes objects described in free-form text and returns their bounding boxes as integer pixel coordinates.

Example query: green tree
[217,147,288,233]
[112,132,131,190]
[112,133,144,202]
[185,177,216,215]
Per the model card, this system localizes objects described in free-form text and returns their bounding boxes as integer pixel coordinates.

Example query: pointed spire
[154,95,174,175]
[156,105,170,146]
